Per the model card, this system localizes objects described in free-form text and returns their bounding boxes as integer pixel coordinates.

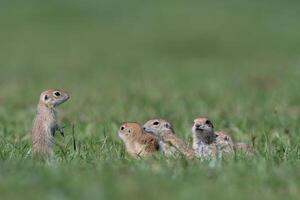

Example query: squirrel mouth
[143,127,154,134]
[195,127,204,131]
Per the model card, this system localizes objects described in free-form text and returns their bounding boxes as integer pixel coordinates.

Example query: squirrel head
[39,89,70,108]
[215,131,234,145]
[143,119,174,137]
[118,122,142,142]
[192,117,214,136]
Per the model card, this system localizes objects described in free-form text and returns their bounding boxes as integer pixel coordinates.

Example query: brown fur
[31,89,70,157]
[163,133,195,159]
[215,131,235,155]
[193,117,253,158]
[215,131,254,155]
[118,122,159,158]
[194,117,210,125]
[143,119,194,159]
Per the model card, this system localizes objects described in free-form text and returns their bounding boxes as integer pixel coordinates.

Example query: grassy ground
[0,0,300,199]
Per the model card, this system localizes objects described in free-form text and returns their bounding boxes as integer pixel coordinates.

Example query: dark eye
[153,121,160,125]
[54,92,61,97]
[205,120,214,128]
[121,126,125,131]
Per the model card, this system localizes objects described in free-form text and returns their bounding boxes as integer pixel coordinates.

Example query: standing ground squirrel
[192,117,220,159]
[118,122,159,158]
[192,117,253,158]
[31,89,70,157]
[143,119,194,159]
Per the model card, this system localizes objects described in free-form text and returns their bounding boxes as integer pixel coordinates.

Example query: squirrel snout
[195,124,201,128]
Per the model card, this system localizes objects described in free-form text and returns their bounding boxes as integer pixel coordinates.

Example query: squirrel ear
[44,95,49,101]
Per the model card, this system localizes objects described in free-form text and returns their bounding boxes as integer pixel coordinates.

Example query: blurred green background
[0,0,300,200]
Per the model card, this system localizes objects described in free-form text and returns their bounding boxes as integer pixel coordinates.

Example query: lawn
[0,0,300,199]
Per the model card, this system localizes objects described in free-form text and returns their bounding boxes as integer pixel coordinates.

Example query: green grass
[0,0,300,199]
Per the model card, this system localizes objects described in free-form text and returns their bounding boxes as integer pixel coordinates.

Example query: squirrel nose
[195,124,200,128]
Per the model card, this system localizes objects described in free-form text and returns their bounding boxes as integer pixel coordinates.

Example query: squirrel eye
[120,126,125,131]
[54,91,61,97]
[153,121,160,125]
[206,120,214,128]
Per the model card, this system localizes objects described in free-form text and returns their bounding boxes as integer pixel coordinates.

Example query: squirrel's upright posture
[143,119,194,159]
[31,89,70,157]
[191,117,220,159]
[192,117,253,159]
[118,122,159,158]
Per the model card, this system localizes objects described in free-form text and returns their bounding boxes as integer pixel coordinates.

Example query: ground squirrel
[118,122,159,158]
[31,89,70,157]
[192,117,220,159]
[143,119,194,159]
[214,131,235,155]
[192,118,253,158]
[215,131,254,155]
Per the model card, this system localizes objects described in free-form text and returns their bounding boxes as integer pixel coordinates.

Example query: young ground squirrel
[215,131,255,155]
[143,119,194,159]
[118,122,159,158]
[192,117,220,159]
[31,89,70,157]
[214,131,235,155]
[192,118,253,158]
